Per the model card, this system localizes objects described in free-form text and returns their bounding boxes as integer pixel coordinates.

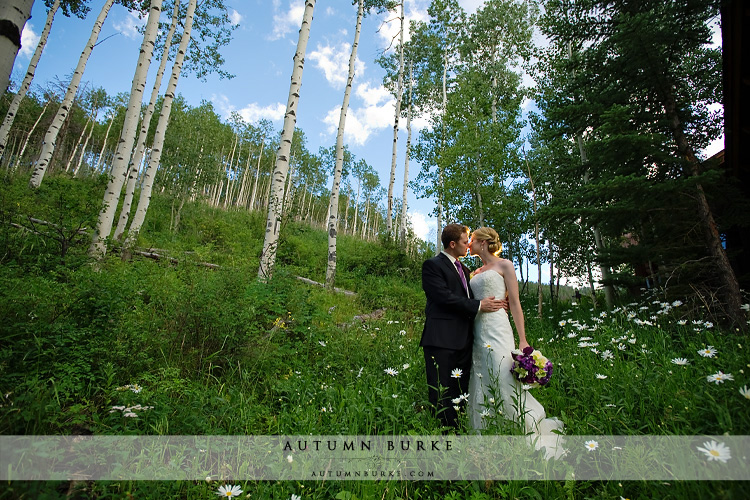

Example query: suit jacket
[420,252,480,350]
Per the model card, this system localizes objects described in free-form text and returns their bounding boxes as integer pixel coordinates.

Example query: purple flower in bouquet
[510,346,553,388]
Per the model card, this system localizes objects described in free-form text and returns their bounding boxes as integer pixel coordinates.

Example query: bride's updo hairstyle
[472,227,502,256]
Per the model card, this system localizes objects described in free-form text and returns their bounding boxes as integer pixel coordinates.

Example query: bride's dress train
[468,270,564,459]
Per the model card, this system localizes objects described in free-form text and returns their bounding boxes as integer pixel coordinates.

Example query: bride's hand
[518,339,530,351]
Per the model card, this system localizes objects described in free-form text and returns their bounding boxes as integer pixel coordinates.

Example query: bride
[466,227,564,455]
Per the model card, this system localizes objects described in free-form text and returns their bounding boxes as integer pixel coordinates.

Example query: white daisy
[318,341,326,347]
[384,367,398,376]
[739,385,750,399]
[696,441,731,463]
[671,358,689,365]
[451,368,463,379]
[596,374,608,379]
[706,371,734,384]
[584,440,599,451]
[216,484,243,497]
[698,346,717,358]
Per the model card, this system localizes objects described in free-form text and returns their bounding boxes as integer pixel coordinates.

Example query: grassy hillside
[1,174,748,499]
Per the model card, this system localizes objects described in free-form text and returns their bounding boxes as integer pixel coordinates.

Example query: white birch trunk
[386,0,404,237]
[95,110,115,172]
[0,0,33,99]
[284,156,295,211]
[224,133,238,207]
[115,0,180,240]
[65,114,91,172]
[12,99,49,172]
[237,141,251,206]
[258,0,315,281]
[0,0,58,158]
[29,0,115,188]
[248,134,265,211]
[325,0,361,288]
[353,179,361,236]
[436,50,447,254]
[73,112,96,176]
[399,60,413,244]
[89,0,162,259]
[124,0,197,253]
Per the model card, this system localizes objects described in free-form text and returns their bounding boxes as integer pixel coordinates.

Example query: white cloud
[269,1,306,41]
[408,211,435,242]
[325,7,336,16]
[457,0,484,14]
[376,0,430,50]
[229,9,243,26]
[212,94,285,123]
[19,24,39,58]
[322,81,395,145]
[113,11,146,40]
[309,42,365,89]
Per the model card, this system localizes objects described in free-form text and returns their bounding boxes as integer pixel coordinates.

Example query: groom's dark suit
[420,252,481,428]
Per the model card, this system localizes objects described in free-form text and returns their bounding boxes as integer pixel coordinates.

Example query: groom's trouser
[423,343,472,429]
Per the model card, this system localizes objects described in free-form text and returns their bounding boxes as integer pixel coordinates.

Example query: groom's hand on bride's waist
[479,296,506,312]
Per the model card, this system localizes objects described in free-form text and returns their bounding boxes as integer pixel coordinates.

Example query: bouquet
[510,346,553,388]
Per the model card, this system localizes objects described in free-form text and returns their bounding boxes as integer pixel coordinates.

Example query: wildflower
[739,386,750,399]
[206,476,212,483]
[706,371,734,384]
[318,341,326,347]
[696,441,731,463]
[584,440,599,451]
[567,333,577,338]
[677,320,687,325]
[399,330,406,335]
[628,338,637,344]
[357,367,364,378]
[286,454,293,463]
[485,342,493,349]
[559,320,567,327]
[384,367,399,376]
[672,300,683,307]
[704,322,714,328]
[392,394,398,398]
[216,485,243,497]
[451,368,463,379]
[601,350,614,361]
[698,346,717,358]
[480,409,491,418]
[671,358,689,365]
[596,374,608,379]
[402,363,410,370]
[123,412,138,418]
[291,495,302,500]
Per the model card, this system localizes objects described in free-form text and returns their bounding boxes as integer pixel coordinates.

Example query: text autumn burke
[283,439,453,452]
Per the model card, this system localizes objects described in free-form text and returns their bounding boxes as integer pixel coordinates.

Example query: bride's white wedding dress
[468,270,564,458]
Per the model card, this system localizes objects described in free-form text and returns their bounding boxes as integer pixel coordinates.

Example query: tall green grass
[0,174,748,498]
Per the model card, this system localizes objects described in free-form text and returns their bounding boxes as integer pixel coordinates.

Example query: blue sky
[12,0,722,285]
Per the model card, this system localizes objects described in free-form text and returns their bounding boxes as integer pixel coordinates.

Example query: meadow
[0,175,748,498]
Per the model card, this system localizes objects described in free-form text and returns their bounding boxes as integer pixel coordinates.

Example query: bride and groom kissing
[420,223,563,440]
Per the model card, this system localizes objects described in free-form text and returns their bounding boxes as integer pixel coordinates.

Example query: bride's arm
[500,260,529,350]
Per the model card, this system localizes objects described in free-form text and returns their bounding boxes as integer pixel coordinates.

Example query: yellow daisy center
[709,450,720,457]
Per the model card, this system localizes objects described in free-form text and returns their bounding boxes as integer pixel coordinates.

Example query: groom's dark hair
[441,224,469,249]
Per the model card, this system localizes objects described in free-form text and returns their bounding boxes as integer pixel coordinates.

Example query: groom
[420,224,506,429]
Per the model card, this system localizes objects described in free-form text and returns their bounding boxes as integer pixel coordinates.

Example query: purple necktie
[454,259,469,295]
